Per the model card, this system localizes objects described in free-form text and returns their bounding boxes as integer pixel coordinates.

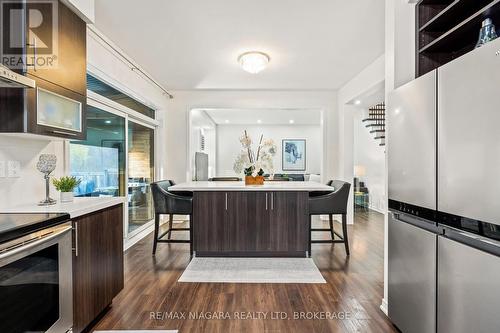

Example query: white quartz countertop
[169,181,334,192]
[0,197,126,218]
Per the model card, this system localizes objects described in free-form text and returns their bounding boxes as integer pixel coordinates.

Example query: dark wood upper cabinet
[27,0,87,96]
[0,0,87,139]
[72,204,124,333]
[193,191,308,256]
[416,0,500,76]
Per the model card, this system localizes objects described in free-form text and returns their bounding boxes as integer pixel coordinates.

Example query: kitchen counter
[0,197,126,218]
[170,181,334,192]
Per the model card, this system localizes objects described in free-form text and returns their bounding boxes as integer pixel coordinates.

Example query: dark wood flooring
[89,210,396,333]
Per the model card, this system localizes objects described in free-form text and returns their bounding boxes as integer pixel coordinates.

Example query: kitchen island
[169,181,333,257]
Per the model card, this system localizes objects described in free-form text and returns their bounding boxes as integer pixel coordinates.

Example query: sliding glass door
[70,106,126,197]
[127,120,155,234]
[69,99,157,239]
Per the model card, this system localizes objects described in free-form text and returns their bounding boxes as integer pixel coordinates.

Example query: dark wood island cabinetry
[191,190,311,257]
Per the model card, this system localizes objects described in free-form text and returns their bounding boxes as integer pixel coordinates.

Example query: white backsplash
[0,135,66,209]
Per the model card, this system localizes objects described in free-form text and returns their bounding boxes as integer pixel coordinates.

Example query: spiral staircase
[362,102,385,147]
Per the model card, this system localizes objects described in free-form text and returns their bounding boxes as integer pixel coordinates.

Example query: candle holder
[36,154,57,206]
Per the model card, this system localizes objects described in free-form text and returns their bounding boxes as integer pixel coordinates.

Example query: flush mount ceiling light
[238,51,270,74]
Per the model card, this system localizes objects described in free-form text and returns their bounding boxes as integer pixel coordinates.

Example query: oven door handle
[0,225,72,261]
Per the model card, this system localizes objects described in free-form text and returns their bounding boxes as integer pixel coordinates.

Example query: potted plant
[233,131,276,185]
[52,176,81,203]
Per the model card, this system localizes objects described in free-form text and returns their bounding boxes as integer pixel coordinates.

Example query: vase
[245,176,264,185]
[476,18,498,48]
[60,192,74,203]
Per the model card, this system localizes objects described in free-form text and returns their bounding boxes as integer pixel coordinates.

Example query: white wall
[216,124,322,177]
[166,90,339,184]
[353,110,386,213]
[0,136,65,209]
[190,110,217,179]
[337,55,385,224]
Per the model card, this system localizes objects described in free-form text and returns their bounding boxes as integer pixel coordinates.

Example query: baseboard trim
[369,206,387,214]
[124,224,155,251]
[380,298,388,316]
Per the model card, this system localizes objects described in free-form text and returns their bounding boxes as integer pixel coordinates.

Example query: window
[87,74,156,119]
[70,106,126,198]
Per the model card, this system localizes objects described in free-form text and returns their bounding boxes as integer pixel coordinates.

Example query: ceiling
[199,108,322,125]
[94,0,385,91]
[347,81,385,109]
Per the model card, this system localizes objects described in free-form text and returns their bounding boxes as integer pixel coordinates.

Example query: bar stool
[309,180,351,256]
[151,180,193,255]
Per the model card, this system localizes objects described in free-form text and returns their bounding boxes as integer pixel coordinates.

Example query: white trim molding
[87,90,160,127]
[87,25,173,99]
[380,298,388,316]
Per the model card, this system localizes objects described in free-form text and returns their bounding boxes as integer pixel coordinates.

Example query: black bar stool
[151,180,193,255]
[309,180,351,256]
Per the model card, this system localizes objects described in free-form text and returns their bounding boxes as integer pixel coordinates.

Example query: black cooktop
[0,213,71,244]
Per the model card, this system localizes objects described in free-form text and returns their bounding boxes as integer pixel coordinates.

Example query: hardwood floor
[90,210,397,333]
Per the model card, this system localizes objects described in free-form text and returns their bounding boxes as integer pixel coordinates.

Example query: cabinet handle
[271,193,274,210]
[265,193,268,210]
[73,222,78,257]
[51,130,78,137]
[225,193,228,210]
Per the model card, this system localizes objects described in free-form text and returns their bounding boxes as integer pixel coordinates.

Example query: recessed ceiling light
[354,100,361,105]
[238,51,270,74]
[289,119,295,124]
[257,119,262,124]
[225,119,230,124]
[105,120,112,124]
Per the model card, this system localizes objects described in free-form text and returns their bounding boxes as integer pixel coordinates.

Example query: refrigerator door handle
[443,226,500,257]
[391,211,441,234]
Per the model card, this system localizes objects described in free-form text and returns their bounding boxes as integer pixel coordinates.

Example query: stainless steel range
[0,213,72,333]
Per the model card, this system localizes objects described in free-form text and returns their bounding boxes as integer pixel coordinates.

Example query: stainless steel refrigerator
[388,37,500,333]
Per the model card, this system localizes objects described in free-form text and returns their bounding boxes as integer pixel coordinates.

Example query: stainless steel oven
[0,222,73,333]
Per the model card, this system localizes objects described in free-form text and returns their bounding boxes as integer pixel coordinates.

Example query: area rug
[178,257,326,283]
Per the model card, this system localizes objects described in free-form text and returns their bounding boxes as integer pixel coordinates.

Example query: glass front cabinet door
[27,78,87,140]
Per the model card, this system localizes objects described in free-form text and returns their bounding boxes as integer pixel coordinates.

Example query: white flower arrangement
[233,130,277,176]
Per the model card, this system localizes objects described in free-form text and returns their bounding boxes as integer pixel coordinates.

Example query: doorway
[188,108,325,182]
[351,89,386,218]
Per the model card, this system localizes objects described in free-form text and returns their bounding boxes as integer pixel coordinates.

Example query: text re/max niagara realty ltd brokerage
[150,311,352,321]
